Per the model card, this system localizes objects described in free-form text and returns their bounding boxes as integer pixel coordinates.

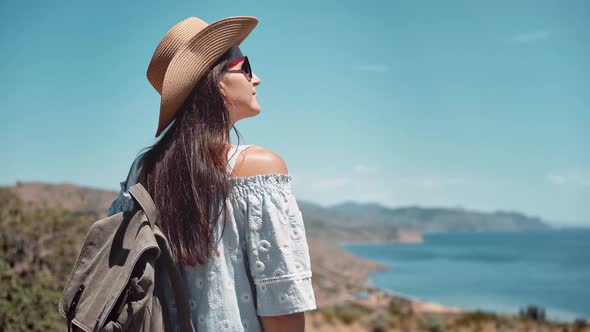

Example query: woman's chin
[250,105,261,115]
[239,108,260,120]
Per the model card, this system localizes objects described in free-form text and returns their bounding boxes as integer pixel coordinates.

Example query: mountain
[292,200,419,243]
[4,182,550,243]
[323,201,550,233]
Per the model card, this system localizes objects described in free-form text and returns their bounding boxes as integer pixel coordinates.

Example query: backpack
[58,183,196,332]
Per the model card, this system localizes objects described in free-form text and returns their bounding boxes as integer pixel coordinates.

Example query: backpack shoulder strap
[128,183,159,229]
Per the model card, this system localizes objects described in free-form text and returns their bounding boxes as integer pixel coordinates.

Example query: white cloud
[512,30,550,44]
[353,65,389,73]
[353,163,379,174]
[547,168,590,187]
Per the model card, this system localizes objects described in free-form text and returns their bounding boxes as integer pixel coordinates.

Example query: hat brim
[156,16,258,137]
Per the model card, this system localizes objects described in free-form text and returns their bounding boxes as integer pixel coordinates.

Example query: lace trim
[254,271,312,285]
[228,173,293,198]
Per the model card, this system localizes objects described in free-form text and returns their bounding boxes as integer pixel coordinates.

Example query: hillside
[296,200,550,245]
[313,201,550,233]
[11,181,117,217]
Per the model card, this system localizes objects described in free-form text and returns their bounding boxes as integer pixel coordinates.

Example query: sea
[344,228,590,323]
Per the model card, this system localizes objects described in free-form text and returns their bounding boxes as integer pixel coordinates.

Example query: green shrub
[387,298,402,316]
[311,318,322,329]
[452,309,499,327]
[320,308,335,324]
[420,313,446,332]
[518,305,546,322]
[574,318,589,332]
[334,307,361,325]
[331,301,374,325]
[362,310,389,332]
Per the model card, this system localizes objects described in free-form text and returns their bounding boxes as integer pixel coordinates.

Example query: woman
[108,16,316,332]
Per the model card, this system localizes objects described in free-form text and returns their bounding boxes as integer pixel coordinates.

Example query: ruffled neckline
[227,173,292,197]
[228,173,291,182]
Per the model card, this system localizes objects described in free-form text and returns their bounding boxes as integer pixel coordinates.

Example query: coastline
[376,288,464,315]
[330,238,590,324]
[309,238,464,315]
[337,239,464,314]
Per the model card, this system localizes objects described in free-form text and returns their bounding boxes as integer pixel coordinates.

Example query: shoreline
[337,240,463,314]
[337,243,590,324]
[311,238,464,315]
[376,288,464,314]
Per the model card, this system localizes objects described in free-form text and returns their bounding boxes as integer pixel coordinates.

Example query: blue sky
[0,0,588,226]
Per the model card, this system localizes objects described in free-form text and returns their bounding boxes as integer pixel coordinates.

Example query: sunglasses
[223,56,252,82]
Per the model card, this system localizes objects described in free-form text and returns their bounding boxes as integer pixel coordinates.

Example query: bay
[344,228,590,322]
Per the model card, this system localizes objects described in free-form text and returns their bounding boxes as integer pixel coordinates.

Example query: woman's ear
[218,80,227,98]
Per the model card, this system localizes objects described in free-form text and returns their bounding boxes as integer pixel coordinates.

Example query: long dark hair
[136,53,241,266]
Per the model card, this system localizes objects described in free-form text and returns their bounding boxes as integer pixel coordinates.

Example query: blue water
[344,228,590,323]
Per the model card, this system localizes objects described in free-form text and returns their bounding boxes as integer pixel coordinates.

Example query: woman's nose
[252,72,261,86]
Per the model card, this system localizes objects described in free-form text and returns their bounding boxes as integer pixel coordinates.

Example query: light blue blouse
[108,145,317,331]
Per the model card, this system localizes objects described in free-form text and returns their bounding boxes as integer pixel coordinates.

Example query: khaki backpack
[58,183,196,332]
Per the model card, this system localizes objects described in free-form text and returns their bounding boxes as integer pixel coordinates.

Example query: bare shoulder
[230,145,289,178]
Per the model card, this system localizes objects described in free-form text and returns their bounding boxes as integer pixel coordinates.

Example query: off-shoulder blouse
[108,145,317,331]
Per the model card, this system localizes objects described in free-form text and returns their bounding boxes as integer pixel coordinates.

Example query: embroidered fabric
[239,175,315,316]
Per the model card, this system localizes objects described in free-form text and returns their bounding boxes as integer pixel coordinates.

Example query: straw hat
[146,16,258,137]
